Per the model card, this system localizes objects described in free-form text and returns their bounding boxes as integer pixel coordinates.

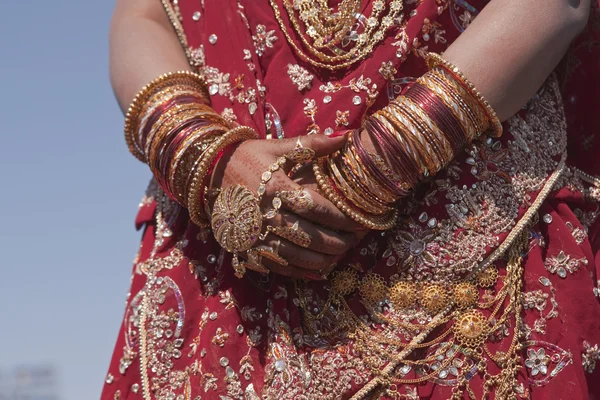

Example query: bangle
[169,125,227,204]
[340,148,395,209]
[391,97,455,171]
[426,53,502,138]
[343,136,399,204]
[313,157,397,230]
[327,151,391,215]
[403,82,466,156]
[124,71,209,162]
[424,72,485,139]
[187,126,259,228]
[416,73,479,142]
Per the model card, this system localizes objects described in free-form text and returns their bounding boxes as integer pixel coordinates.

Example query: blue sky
[0,1,150,398]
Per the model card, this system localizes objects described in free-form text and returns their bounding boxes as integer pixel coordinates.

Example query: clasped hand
[210,134,368,280]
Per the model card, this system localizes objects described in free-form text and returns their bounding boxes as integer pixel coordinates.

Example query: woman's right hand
[209,134,367,280]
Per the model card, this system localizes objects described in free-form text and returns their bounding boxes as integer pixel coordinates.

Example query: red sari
[102,1,600,399]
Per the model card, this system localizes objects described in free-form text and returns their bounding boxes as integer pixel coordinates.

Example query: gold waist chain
[296,157,567,399]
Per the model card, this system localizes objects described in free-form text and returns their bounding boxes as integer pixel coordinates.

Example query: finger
[271,134,348,158]
[273,180,367,233]
[262,260,327,281]
[262,235,337,272]
[268,211,359,255]
[237,251,316,280]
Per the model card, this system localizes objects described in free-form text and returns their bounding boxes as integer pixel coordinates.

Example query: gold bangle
[344,135,400,204]
[377,108,435,176]
[422,72,484,140]
[147,105,230,175]
[327,152,391,215]
[133,86,207,159]
[169,126,226,204]
[137,87,209,144]
[392,97,455,170]
[146,104,211,166]
[342,149,396,206]
[387,102,443,169]
[415,73,479,142]
[124,71,209,162]
[366,114,421,188]
[313,157,397,230]
[426,53,503,138]
[187,126,258,228]
[338,154,393,211]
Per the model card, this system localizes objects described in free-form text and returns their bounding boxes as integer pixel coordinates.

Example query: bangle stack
[314,53,502,230]
[124,55,502,277]
[124,71,259,228]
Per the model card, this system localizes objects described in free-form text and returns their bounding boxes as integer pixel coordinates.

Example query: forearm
[110,0,190,113]
[443,0,590,121]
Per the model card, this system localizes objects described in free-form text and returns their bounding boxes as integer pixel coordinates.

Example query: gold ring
[278,188,316,212]
[271,220,312,248]
[255,244,289,266]
[212,184,263,276]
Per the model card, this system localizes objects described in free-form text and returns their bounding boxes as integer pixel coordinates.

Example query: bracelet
[124,71,209,162]
[169,125,227,204]
[404,82,466,155]
[344,146,398,204]
[426,53,502,138]
[327,151,391,215]
[187,126,259,228]
[313,157,397,230]
[423,72,485,140]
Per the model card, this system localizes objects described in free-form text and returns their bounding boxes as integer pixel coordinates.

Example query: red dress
[102,1,600,399]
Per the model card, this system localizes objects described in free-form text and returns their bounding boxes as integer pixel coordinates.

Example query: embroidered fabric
[102,1,600,399]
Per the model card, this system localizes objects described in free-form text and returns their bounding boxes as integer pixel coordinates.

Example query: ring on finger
[278,187,316,212]
[269,220,312,248]
[243,251,270,275]
[287,137,316,164]
[253,244,289,266]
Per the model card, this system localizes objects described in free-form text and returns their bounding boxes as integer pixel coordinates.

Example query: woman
[102,0,600,398]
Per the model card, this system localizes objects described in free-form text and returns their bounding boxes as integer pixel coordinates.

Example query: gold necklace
[270,0,404,70]
[296,0,362,48]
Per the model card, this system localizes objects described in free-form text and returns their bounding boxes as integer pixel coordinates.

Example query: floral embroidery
[303,99,320,134]
[522,276,559,338]
[204,66,258,115]
[391,224,439,274]
[252,24,278,56]
[187,46,205,68]
[221,108,237,124]
[392,29,410,60]
[466,141,511,183]
[421,18,447,43]
[582,341,600,373]
[379,61,398,81]
[335,110,350,127]
[525,348,550,376]
[139,275,189,399]
[566,221,587,244]
[458,11,473,28]
[205,66,232,97]
[320,75,378,96]
[522,341,573,386]
[544,250,588,278]
[287,64,314,91]
[212,327,229,347]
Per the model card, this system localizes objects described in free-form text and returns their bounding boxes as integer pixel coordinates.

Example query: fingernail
[329,130,348,138]
[305,272,328,281]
